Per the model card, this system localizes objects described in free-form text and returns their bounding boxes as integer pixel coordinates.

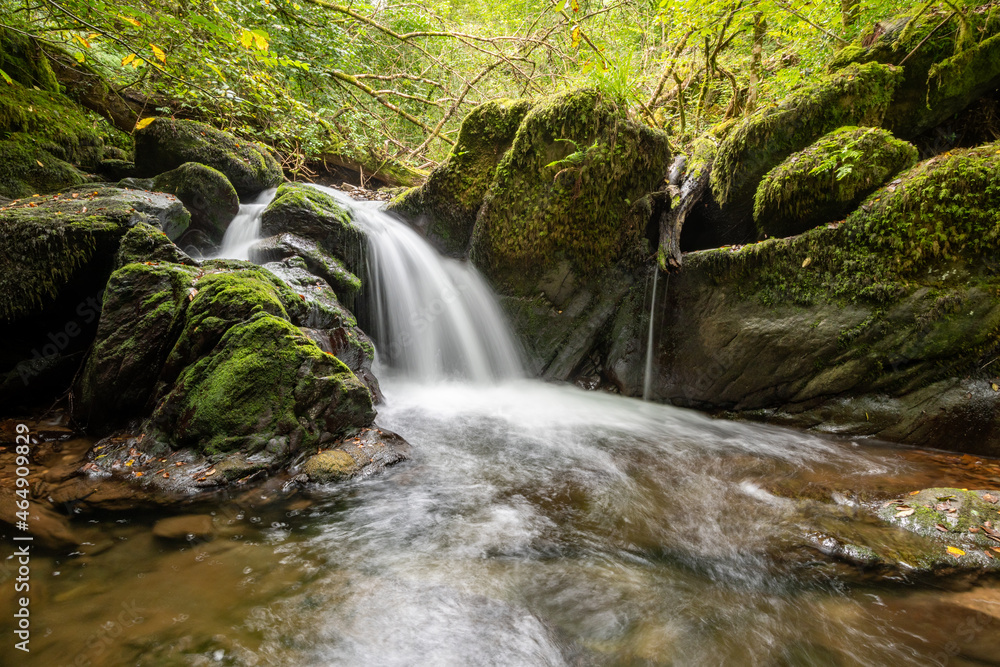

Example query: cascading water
[310,184,523,384]
[216,187,277,260]
[642,266,659,401]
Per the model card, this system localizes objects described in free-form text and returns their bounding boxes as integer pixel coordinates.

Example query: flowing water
[4,190,1000,666]
[217,188,278,260]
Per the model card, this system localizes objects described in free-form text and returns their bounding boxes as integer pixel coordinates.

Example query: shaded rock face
[250,232,361,307]
[387,98,532,256]
[134,118,282,197]
[0,187,188,409]
[606,142,1000,456]
[754,126,918,238]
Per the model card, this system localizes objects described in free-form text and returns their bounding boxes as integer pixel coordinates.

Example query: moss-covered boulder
[0,187,189,408]
[260,183,365,277]
[149,162,239,243]
[709,62,902,240]
[829,7,1000,138]
[302,427,410,482]
[151,313,374,456]
[134,119,282,197]
[386,98,532,256]
[77,262,197,429]
[471,88,671,297]
[0,139,84,198]
[604,141,1000,456]
[753,127,918,238]
[115,221,198,268]
[0,27,59,92]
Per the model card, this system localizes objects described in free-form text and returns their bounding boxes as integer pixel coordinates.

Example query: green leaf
[0,69,11,85]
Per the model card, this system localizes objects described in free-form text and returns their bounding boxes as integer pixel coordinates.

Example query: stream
[2,189,1000,666]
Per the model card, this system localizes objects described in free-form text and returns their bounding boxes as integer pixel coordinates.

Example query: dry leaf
[983,493,998,504]
[935,524,948,532]
[895,508,916,518]
[947,546,966,557]
[801,257,812,268]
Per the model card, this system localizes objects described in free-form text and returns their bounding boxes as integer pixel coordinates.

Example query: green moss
[387,98,533,256]
[151,162,239,242]
[711,62,902,219]
[471,88,671,295]
[927,31,1000,110]
[0,28,58,92]
[754,126,918,238]
[302,449,360,482]
[153,313,374,456]
[0,82,128,168]
[77,261,198,429]
[0,137,84,199]
[116,222,197,267]
[134,118,282,196]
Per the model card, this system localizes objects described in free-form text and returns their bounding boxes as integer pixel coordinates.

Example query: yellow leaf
[118,13,142,27]
[88,33,100,39]
[571,26,581,48]
[253,31,269,51]
[947,546,966,557]
[122,53,136,67]
[992,382,998,392]
[150,43,166,64]
[75,34,91,49]
[134,117,156,130]
[240,30,254,49]
[801,257,812,268]
[571,0,580,11]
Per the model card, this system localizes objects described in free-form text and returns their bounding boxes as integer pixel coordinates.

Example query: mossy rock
[0,28,58,91]
[134,119,282,197]
[0,83,128,169]
[0,138,84,199]
[260,183,365,277]
[471,88,671,296]
[829,6,1000,137]
[302,449,358,482]
[151,162,239,243]
[710,62,902,237]
[249,232,361,306]
[754,126,918,238]
[386,98,532,256]
[0,187,188,321]
[151,313,375,456]
[115,221,198,268]
[76,262,198,430]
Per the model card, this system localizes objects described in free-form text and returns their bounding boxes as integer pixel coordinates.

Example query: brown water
[3,380,1000,666]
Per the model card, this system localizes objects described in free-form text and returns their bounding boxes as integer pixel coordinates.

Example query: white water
[217,187,277,259]
[311,185,524,383]
[642,267,659,401]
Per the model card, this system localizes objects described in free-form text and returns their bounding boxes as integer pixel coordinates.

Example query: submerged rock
[134,118,282,197]
[302,426,410,483]
[152,514,215,541]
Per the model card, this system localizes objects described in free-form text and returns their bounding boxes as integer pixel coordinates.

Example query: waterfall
[217,188,277,260]
[642,266,659,401]
[310,185,524,384]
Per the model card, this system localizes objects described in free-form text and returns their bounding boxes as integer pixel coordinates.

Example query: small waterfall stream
[217,187,277,260]
[642,266,659,400]
[310,185,523,383]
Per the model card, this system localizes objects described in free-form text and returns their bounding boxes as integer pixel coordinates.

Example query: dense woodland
[0,0,946,180]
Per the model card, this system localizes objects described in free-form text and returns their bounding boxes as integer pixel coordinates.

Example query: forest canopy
[0,0,951,178]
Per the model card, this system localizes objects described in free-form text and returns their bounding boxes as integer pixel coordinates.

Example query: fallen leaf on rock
[984,493,998,504]
[970,527,980,533]
[986,550,995,559]
[910,490,920,496]
[205,468,216,477]
[896,508,916,518]
[947,546,966,557]
[935,524,948,532]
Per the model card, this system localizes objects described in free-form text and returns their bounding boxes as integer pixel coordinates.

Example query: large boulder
[0,27,59,92]
[753,126,918,238]
[0,139,84,198]
[147,162,239,243]
[250,232,361,306]
[386,98,532,256]
[0,187,189,408]
[606,141,1000,456]
[134,119,282,196]
[708,62,903,241]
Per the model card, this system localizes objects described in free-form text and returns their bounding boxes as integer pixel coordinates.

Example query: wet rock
[250,232,361,305]
[115,222,199,268]
[134,118,282,197]
[0,490,78,551]
[302,427,410,483]
[302,325,382,402]
[152,514,214,541]
[260,183,365,277]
